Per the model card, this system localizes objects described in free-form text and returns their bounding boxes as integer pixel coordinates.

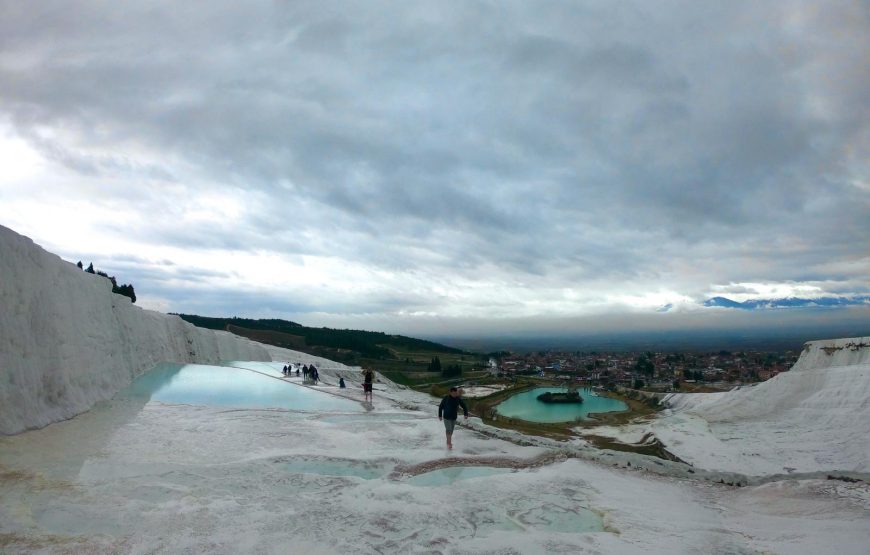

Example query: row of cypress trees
[427,356,462,377]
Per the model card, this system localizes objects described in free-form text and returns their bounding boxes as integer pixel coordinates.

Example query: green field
[176,314,489,388]
[362,347,489,387]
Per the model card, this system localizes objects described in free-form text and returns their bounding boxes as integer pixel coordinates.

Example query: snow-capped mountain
[704,295,870,310]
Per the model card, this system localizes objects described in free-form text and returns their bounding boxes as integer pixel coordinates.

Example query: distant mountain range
[703,296,870,310]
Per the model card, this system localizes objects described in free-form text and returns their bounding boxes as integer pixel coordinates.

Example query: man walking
[438,387,469,449]
[362,368,374,403]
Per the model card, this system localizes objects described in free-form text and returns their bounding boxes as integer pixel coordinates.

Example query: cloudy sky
[1,0,868,341]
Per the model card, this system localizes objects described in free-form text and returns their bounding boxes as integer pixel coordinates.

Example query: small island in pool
[537,390,583,404]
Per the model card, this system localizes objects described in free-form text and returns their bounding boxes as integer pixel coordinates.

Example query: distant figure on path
[295,367,300,377]
[282,365,288,375]
[310,366,319,384]
[302,365,309,381]
[339,377,346,388]
[438,387,469,450]
[362,368,374,402]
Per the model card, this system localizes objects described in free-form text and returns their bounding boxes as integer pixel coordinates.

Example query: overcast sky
[1,0,868,340]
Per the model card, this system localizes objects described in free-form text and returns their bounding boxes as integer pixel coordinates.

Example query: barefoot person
[438,387,469,449]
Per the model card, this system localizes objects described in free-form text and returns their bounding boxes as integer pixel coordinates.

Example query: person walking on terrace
[362,368,375,402]
[438,387,469,450]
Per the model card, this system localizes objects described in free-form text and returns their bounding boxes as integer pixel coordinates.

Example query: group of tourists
[280,363,319,384]
[281,364,300,377]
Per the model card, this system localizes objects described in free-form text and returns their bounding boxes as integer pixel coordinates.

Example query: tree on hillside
[427,356,442,373]
[96,270,116,286]
[442,363,462,378]
[115,283,136,303]
[86,263,136,303]
[76,261,83,269]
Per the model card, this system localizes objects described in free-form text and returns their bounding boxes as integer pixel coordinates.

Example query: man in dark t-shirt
[362,368,374,402]
[438,387,469,449]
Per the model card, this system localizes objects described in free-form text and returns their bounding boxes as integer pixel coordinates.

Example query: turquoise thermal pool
[123,363,363,412]
[495,387,627,423]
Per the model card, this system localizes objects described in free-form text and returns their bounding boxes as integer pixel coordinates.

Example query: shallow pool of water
[287,459,388,480]
[223,360,286,376]
[495,387,627,423]
[122,363,363,412]
[407,466,515,486]
[508,502,603,533]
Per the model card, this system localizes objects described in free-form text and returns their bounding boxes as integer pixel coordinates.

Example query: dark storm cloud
[1,0,868,325]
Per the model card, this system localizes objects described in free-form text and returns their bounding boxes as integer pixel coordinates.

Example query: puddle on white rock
[286,458,389,480]
[406,466,516,486]
[401,467,606,533]
[509,501,603,533]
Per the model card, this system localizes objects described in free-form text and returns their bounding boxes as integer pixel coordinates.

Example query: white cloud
[0,1,867,336]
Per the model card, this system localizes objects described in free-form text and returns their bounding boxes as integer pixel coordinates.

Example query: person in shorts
[362,368,374,402]
[438,387,469,449]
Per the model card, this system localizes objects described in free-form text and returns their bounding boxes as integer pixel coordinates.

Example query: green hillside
[173,315,478,385]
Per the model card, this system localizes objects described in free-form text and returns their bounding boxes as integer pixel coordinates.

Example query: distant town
[489,349,801,392]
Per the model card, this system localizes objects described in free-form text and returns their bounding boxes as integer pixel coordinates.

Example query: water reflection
[407,466,515,486]
[122,363,363,412]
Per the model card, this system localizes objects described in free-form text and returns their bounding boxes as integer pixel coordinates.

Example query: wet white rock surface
[1,361,867,554]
